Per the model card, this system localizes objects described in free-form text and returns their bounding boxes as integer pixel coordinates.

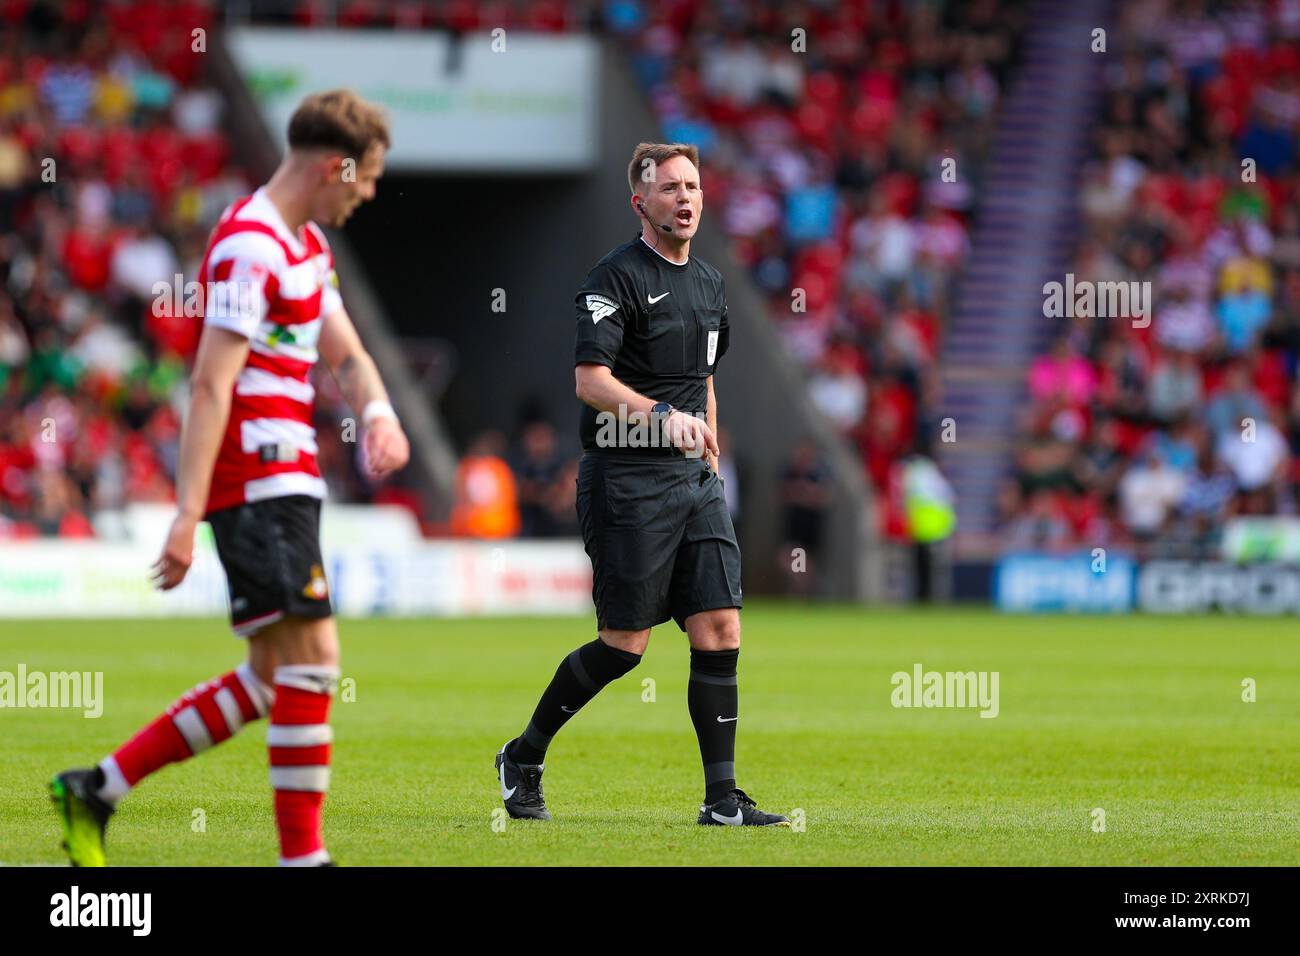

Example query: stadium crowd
[608,0,1021,544]
[1003,0,1300,558]
[0,0,398,540]
[1,0,1019,555]
[241,0,1022,551]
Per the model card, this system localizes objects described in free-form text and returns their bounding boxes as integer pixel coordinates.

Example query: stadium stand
[0,0,403,539]
[1003,0,1300,559]
[236,0,1025,547]
[0,0,1029,547]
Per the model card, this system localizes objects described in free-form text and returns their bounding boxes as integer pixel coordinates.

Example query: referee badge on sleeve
[707,330,719,365]
[586,294,618,323]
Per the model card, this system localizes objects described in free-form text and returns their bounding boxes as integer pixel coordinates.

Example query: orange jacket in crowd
[450,454,521,539]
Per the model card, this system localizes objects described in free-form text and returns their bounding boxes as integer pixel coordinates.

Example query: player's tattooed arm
[320,306,398,418]
[320,310,388,411]
[332,353,376,412]
[320,307,410,476]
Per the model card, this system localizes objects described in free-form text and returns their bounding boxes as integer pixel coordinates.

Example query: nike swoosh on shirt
[648,291,671,304]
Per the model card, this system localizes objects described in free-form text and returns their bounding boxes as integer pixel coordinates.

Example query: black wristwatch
[651,402,675,449]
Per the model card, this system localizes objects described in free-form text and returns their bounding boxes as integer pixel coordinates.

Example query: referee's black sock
[509,638,642,764]
[688,647,740,804]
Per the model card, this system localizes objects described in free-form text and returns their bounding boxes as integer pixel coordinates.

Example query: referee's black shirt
[573,234,729,455]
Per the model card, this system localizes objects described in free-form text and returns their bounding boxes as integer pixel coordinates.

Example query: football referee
[495,142,788,827]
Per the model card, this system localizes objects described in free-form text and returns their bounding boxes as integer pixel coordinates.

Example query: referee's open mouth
[674,209,694,226]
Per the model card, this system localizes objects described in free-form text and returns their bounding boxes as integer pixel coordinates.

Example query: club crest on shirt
[263,318,322,352]
[586,294,618,323]
[302,564,329,601]
[265,323,300,347]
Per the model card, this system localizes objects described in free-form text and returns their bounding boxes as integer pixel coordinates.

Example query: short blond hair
[627,141,700,195]
[288,89,391,157]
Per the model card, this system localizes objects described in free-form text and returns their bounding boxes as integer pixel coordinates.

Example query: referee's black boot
[698,788,790,827]
[495,739,551,821]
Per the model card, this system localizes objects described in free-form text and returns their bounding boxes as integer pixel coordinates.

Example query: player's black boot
[697,788,790,827]
[50,768,114,866]
[495,739,551,821]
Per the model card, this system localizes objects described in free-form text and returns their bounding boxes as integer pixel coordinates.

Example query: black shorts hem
[671,599,743,632]
[597,599,743,635]
[230,604,333,638]
[596,612,671,633]
[231,609,285,638]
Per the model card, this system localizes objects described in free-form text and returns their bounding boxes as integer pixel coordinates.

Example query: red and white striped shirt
[198,188,343,514]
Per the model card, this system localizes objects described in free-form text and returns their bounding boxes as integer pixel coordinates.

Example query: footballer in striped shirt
[50,90,410,868]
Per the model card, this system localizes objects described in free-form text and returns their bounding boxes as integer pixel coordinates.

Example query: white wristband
[361,400,397,427]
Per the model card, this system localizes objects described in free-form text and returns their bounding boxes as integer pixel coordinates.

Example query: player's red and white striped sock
[97,663,274,805]
[268,664,339,866]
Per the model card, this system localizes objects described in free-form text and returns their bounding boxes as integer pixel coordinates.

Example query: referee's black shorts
[207,494,333,637]
[576,452,743,632]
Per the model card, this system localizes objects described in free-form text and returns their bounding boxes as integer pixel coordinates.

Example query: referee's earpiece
[636,199,674,233]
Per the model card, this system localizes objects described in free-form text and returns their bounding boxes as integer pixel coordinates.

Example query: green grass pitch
[1,605,1296,866]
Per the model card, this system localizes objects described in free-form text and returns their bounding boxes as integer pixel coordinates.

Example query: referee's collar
[639,234,690,267]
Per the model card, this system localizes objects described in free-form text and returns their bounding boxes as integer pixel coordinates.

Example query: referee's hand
[663,410,719,460]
